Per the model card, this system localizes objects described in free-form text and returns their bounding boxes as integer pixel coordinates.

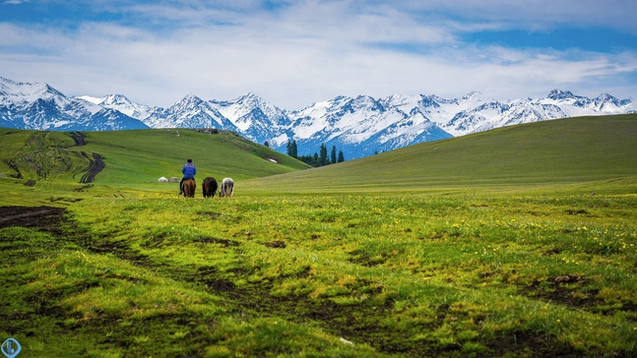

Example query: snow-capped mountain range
[1,76,634,159]
[0,77,148,131]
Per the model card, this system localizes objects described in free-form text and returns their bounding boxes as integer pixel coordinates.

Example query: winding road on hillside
[68,131,87,146]
[78,151,105,184]
[68,131,105,183]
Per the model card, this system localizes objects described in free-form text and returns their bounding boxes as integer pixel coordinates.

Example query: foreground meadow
[2,185,637,357]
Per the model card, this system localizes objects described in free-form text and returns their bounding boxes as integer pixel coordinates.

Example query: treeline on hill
[285,140,344,167]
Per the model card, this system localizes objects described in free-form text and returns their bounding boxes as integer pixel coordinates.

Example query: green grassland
[243,114,637,194]
[0,128,309,205]
[1,115,637,357]
[0,127,309,183]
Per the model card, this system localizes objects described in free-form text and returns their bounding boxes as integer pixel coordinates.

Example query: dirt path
[68,132,105,183]
[0,206,66,229]
[68,131,87,146]
[79,152,105,183]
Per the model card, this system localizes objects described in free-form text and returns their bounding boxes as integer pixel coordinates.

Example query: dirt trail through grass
[78,152,105,183]
[68,131,87,146]
[69,132,105,183]
[0,206,66,229]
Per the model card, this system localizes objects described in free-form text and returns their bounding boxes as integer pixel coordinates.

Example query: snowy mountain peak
[0,76,65,104]
[1,76,635,160]
[596,92,614,100]
[180,93,203,104]
[237,92,261,103]
[102,94,133,106]
[592,92,632,110]
[462,91,482,100]
[0,76,27,93]
[0,77,148,131]
[210,92,288,123]
[75,93,154,119]
[76,95,103,105]
[547,89,577,100]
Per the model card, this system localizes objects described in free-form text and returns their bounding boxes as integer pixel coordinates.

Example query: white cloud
[377,0,637,33]
[0,0,635,108]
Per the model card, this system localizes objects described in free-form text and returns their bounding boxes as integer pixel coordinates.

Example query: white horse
[219,178,234,197]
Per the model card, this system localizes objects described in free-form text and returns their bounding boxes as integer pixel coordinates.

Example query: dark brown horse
[202,176,218,198]
[182,178,196,198]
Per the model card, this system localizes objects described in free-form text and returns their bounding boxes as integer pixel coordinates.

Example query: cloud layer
[1,0,636,109]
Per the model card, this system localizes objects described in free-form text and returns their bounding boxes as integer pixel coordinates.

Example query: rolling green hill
[242,114,637,193]
[3,114,635,193]
[2,116,637,356]
[0,128,310,185]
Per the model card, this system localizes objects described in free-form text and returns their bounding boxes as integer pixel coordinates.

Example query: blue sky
[1,0,636,109]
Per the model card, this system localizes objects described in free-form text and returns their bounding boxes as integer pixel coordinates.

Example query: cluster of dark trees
[286,140,344,167]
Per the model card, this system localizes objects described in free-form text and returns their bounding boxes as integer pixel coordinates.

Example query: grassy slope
[0,128,309,183]
[1,115,637,357]
[75,129,310,184]
[0,128,310,206]
[242,114,637,194]
[0,130,82,180]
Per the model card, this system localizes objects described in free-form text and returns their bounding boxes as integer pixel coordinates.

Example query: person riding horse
[179,159,196,195]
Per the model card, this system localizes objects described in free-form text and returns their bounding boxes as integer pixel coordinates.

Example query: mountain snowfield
[2,76,634,159]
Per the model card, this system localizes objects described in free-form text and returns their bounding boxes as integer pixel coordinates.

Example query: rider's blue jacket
[182,163,196,179]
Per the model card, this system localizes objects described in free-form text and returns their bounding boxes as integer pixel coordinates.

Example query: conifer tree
[286,139,298,158]
[319,143,328,166]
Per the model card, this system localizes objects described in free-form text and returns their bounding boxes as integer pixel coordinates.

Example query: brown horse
[202,176,218,198]
[182,178,196,198]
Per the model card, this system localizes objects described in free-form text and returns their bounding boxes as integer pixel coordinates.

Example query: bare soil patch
[0,206,66,231]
